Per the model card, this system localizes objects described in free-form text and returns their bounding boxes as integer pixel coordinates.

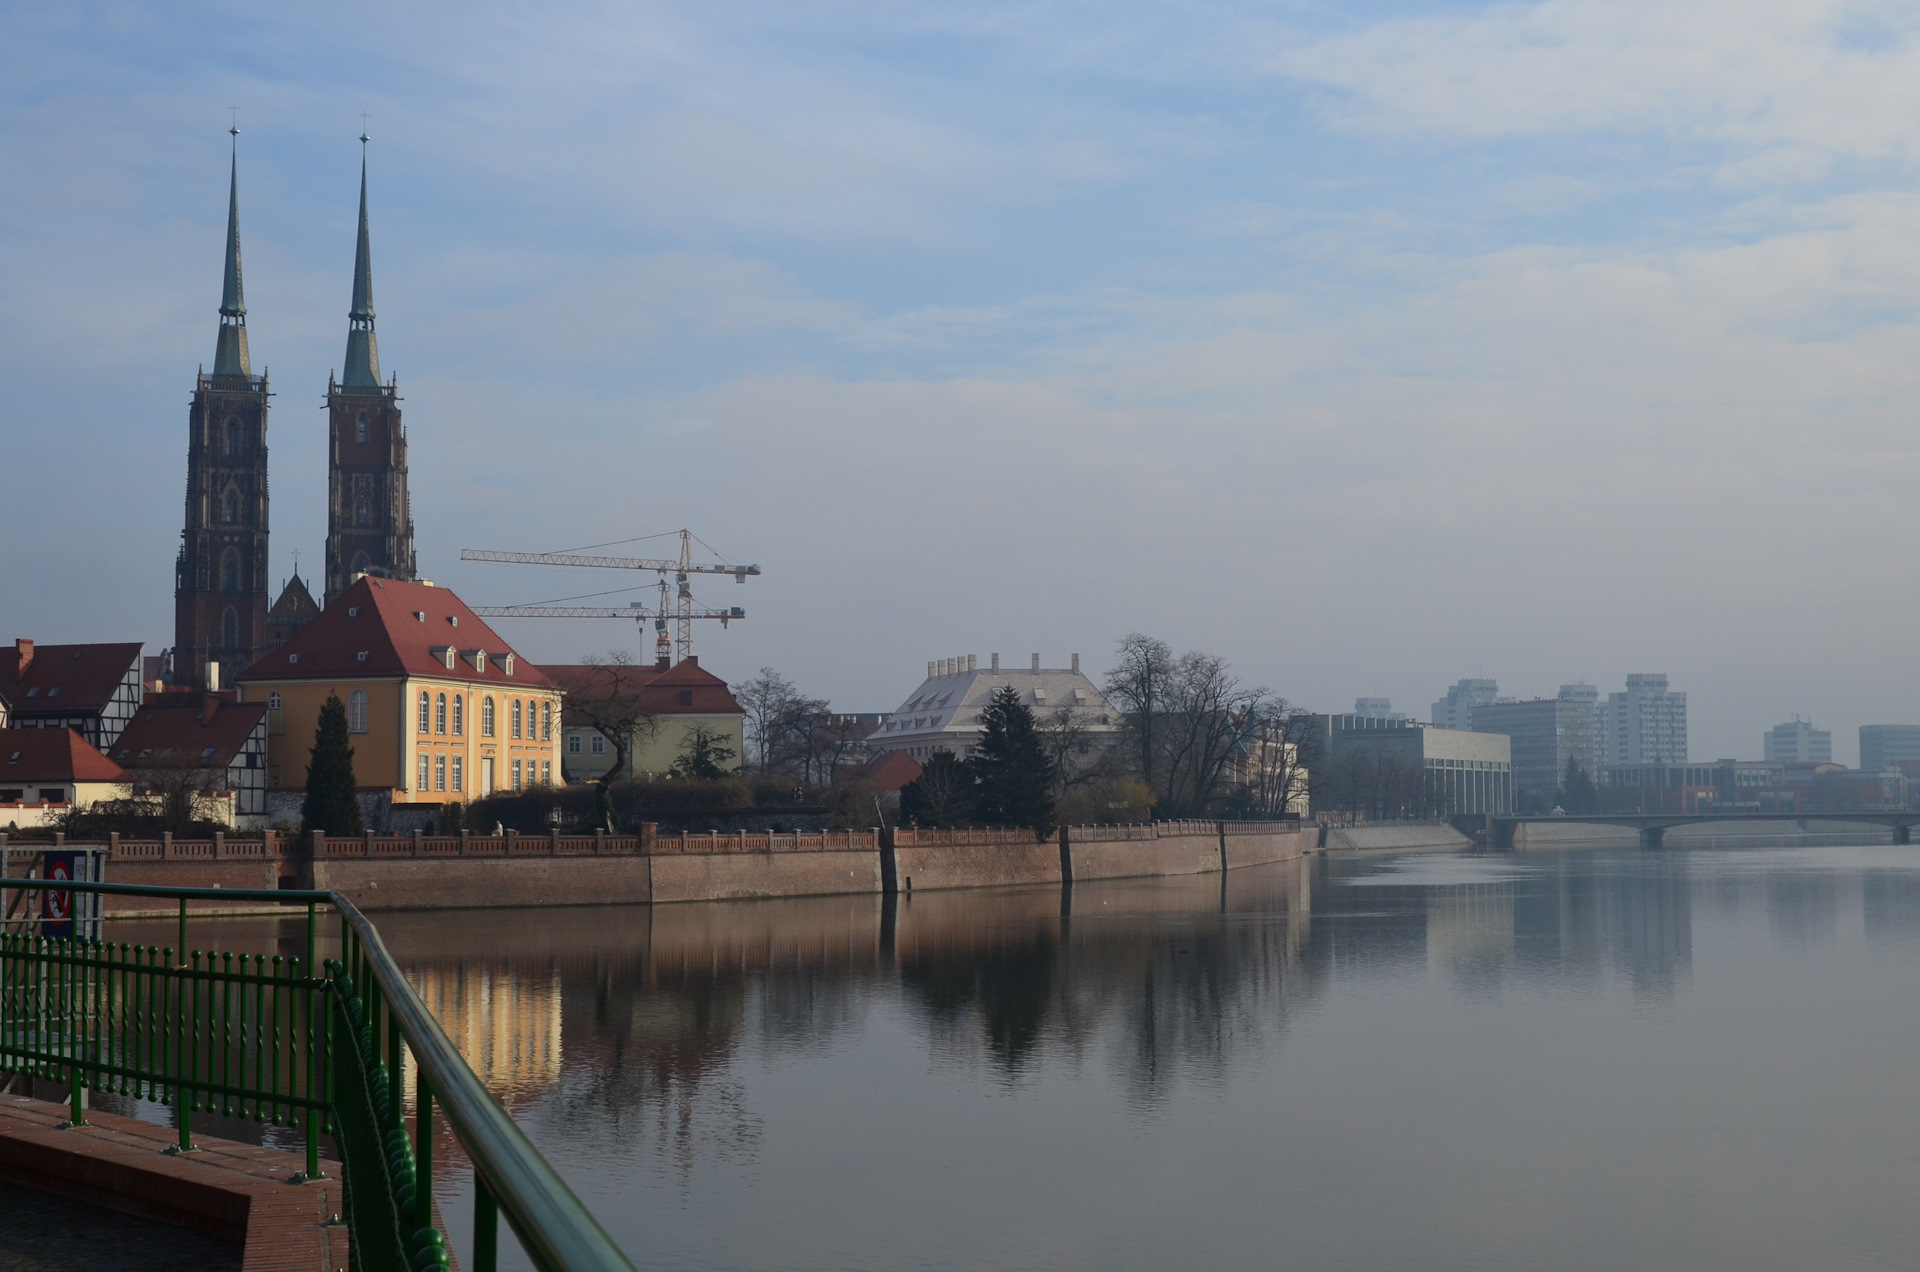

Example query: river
[111,841,1920,1270]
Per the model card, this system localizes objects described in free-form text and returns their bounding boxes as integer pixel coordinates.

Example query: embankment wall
[3,820,1305,912]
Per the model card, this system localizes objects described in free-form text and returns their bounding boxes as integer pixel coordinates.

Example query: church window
[418,690,431,733]
[435,693,448,734]
[352,475,374,528]
[222,489,239,524]
[225,418,242,457]
[541,702,552,740]
[511,700,523,739]
[220,549,240,591]
[355,413,368,445]
[452,694,464,736]
[352,551,371,578]
[349,690,368,734]
[220,608,238,649]
[482,697,495,737]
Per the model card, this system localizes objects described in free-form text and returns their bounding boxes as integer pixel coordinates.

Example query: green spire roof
[341,138,382,390]
[212,130,251,379]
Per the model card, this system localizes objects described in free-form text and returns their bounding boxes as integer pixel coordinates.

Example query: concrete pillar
[1641,825,1665,849]
[1896,824,1912,846]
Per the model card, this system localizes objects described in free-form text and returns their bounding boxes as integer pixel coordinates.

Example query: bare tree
[1155,652,1271,818]
[1241,702,1320,817]
[1039,705,1122,802]
[568,651,661,827]
[126,753,229,834]
[736,668,802,774]
[1103,634,1174,797]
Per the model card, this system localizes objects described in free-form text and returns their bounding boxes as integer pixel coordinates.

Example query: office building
[1598,673,1687,767]
[1764,718,1831,764]
[1470,695,1598,812]
[1860,725,1920,774]
[1431,679,1499,731]
[1318,715,1512,815]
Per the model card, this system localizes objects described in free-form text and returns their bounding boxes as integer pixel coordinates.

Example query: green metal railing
[0,877,635,1272]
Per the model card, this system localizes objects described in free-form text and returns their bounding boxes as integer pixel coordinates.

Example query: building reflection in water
[403,963,563,1107]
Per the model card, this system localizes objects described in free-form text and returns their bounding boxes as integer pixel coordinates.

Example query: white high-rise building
[1764,718,1831,764]
[1598,673,1687,767]
[1431,679,1498,731]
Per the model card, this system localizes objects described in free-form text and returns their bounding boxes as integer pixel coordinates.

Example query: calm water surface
[357,843,1920,1270]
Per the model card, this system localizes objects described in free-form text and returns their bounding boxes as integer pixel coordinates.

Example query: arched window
[418,690,431,733]
[222,488,239,524]
[267,691,282,710]
[220,548,240,591]
[511,700,523,739]
[220,608,238,649]
[355,412,368,445]
[348,690,368,734]
[435,693,447,734]
[451,694,464,736]
[351,551,371,578]
[225,418,242,458]
[481,697,495,737]
[541,701,552,741]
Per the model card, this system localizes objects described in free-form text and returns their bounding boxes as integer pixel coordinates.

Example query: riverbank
[2,821,1309,915]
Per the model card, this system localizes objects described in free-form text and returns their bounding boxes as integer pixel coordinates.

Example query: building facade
[324,146,416,607]
[1860,725,1920,774]
[0,729,128,829]
[1764,718,1832,764]
[1470,694,1599,812]
[546,656,747,781]
[1431,679,1499,731]
[867,653,1124,766]
[0,641,145,751]
[237,578,560,805]
[175,141,271,690]
[1598,673,1687,767]
[109,693,270,827]
[1317,715,1512,816]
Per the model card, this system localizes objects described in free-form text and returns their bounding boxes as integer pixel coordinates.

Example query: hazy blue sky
[4,0,1919,762]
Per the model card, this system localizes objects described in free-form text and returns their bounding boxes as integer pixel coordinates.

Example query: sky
[3,0,1920,764]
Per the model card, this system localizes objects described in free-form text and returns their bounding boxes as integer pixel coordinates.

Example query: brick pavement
[0,1095,351,1272]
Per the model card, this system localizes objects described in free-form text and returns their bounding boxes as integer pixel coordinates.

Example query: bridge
[1489,811,1920,850]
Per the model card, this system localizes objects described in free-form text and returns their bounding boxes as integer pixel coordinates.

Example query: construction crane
[463,530,759,664]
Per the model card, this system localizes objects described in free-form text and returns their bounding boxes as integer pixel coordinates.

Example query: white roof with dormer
[866,656,1124,759]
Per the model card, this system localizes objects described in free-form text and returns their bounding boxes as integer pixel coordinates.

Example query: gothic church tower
[324,139,416,607]
[174,132,271,690]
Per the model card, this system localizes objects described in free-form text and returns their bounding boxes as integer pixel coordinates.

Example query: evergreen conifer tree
[972,685,1057,838]
[900,751,977,827]
[302,693,364,835]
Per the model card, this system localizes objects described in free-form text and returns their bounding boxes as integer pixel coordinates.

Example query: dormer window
[448,616,458,628]
[472,651,488,673]
[288,653,300,664]
[46,687,58,697]
[414,612,426,623]
[503,654,514,675]
[444,649,456,670]
[24,688,37,698]
[356,651,369,662]
[347,607,359,617]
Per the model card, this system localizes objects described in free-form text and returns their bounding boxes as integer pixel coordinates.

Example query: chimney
[1031,653,1040,672]
[657,654,671,672]
[686,656,698,667]
[1071,653,1080,674]
[207,660,221,692]
[13,639,31,677]
[928,661,936,680]
[202,694,221,722]
[968,654,977,672]
[991,653,1000,672]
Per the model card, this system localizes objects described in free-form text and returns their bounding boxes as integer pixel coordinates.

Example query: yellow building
[236,576,562,804]
[544,656,745,780]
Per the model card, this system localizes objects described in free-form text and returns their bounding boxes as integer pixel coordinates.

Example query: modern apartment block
[1764,718,1832,764]
[1860,725,1920,774]
[1354,697,1399,719]
[1431,679,1499,731]
[1598,673,1687,767]
[1471,692,1600,812]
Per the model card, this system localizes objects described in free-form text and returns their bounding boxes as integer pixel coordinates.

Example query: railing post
[415,1073,435,1234]
[304,900,321,1181]
[474,1176,499,1272]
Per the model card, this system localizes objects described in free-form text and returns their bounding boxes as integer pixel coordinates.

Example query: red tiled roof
[542,655,743,726]
[0,728,126,783]
[237,577,557,690]
[0,641,142,716]
[112,694,267,770]
[844,750,923,792]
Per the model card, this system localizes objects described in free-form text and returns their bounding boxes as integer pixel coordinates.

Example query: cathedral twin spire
[211,131,384,390]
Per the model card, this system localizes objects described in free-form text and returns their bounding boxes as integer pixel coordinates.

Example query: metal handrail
[0,876,636,1272]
